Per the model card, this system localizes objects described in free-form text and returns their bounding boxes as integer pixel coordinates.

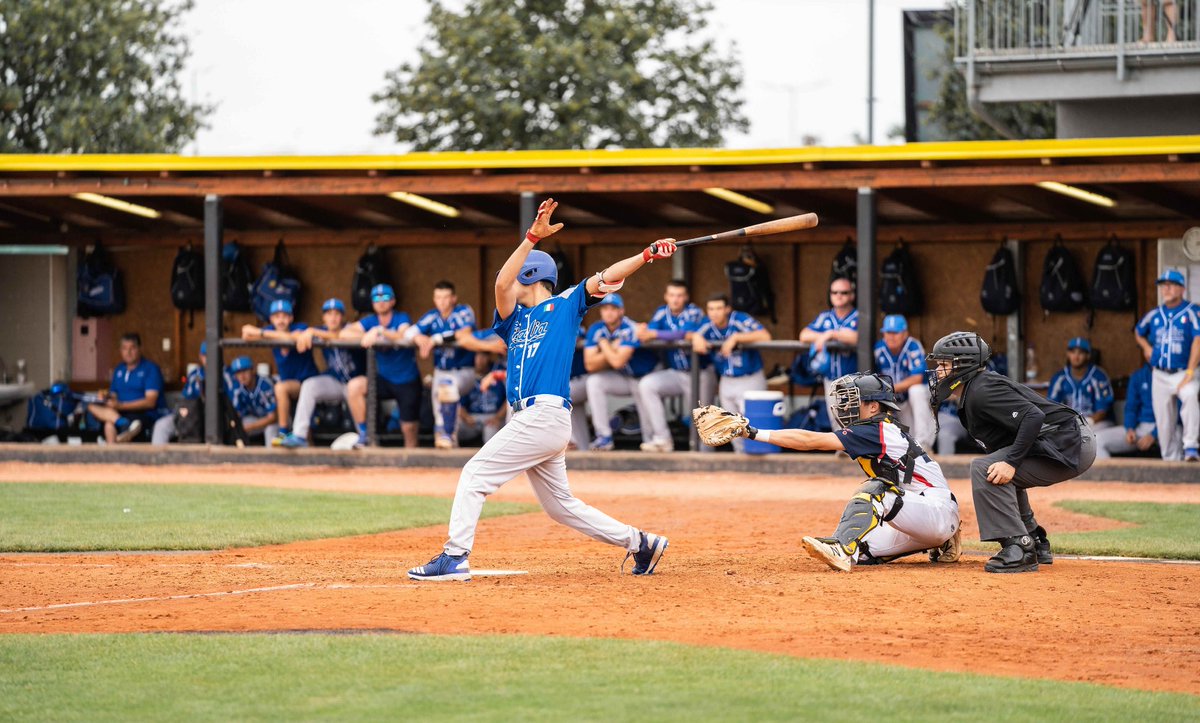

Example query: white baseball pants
[151,415,175,445]
[896,383,936,452]
[445,400,640,556]
[636,367,716,446]
[718,371,766,452]
[433,368,478,443]
[858,488,960,560]
[587,371,651,441]
[292,375,347,439]
[1151,368,1199,460]
[1094,421,1163,459]
[936,410,968,456]
[459,412,504,445]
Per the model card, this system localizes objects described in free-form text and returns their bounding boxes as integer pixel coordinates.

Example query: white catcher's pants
[636,367,716,445]
[1152,368,1199,460]
[445,400,640,556]
[858,487,960,561]
[719,371,766,453]
[896,383,936,452]
[587,370,651,441]
[292,375,347,439]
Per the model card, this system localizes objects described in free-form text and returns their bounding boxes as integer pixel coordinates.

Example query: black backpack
[221,241,255,312]
[351,245,393,313]
[547,245,575,292]
[1039,239,1087,313]
[980,244,1020,316]
[880,242,922,315]
[1090,238,1136,312]
[725,245,776,322]
[170,244,205,311]
[77,241,125,317]
[830,239,857,285]
[174,397,204,443]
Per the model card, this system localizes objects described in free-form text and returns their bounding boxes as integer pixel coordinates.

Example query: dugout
[0,136,1198,442]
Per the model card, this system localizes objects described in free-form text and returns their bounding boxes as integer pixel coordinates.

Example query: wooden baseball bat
[675,212,819,248]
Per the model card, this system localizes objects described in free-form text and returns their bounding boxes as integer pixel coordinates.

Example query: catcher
[693,372,961,571]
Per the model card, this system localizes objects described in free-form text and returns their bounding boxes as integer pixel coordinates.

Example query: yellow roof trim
[0,136,1197,173]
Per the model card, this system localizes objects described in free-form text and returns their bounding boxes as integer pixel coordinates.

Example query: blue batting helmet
[518,250,557,288]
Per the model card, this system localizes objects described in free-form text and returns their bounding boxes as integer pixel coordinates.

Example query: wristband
[752,427,768,442]
[525,231,542,244]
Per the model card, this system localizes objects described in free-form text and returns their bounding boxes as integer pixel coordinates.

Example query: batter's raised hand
[527,198,564,242]
[642,238,677,263]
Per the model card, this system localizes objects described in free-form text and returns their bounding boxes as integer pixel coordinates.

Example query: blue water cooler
[743,390,785,455]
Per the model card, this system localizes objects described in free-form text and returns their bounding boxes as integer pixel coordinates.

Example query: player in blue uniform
[1134,269,1200,461]
[458,331,509,445]
[872,315,934,451]
[226,355,279,445]
[583,293,659,450]
[240,299,318,446]
[408,198,673,581]
[1095,363,1167,458]
[1047,337,1114,433]
[86,332,168,444]
[412,281,477,448]
[800,275,859,428]
[691,294,771,452]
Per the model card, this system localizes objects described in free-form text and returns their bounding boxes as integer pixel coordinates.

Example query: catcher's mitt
[691,404,752,447]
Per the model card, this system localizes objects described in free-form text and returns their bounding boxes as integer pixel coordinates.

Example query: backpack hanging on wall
[830,239,857,285]
[76,241,125,317]
[252,239,302,321]
[351,244,393,313]
[725,244,776,323]
[221,241,255,312]
[880,241,922,315]
[1039,237,1087,313]
[547,244,574,292]
[980,243,1020,316]
[170,243,205,311]
[1090,237,1136,312]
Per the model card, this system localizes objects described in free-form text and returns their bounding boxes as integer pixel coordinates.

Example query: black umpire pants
[970,419,1096,541]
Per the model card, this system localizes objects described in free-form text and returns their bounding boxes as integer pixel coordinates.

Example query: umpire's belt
[512,394,572,413]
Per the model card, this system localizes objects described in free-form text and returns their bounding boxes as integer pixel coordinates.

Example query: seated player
[1095,362,1170,458]
[152,342,208,445]
[694,372,960,571]
[583,293,659,451]
[87,332,169,444]
[412,281,477,448]
[226,355,279,446]
[1046,337,1114,433]
[457,336,508,445]
[240,299,318,446]
[277,298,365,448]
[692,294,771,452]
[873,314,935,451]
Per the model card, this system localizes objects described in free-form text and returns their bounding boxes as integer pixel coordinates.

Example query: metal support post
[855,187,878,374]
[689,349,701,451]
[365,348,378,447]
[1006,239,1024,383]
[519,192,536,235]
[203,195,223,445]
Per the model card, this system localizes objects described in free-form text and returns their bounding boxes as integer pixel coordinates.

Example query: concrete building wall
[1057,96,1200,138]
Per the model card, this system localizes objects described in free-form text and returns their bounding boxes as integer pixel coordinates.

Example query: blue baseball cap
[1067,337,1091,353]
[229,355,253,373]
[322,298,346,313]
[199,341,207,356]
[371,283,395,302]
[268,299,293,316]
[881,314,908,333]
[1157,268,1186,286]
[598,293,624,309]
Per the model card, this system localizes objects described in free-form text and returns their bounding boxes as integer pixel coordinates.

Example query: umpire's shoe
[624,531,668,575]
[984,535,1038,573]
[1033,525,1053,565]
[408,552,471,582]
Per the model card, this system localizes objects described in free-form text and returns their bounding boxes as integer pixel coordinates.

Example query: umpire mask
[926,332,990,408]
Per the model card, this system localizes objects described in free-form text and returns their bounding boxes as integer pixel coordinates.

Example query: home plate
[471,569,528,577]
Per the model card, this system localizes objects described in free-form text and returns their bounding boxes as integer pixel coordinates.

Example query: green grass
[0,483,535,551]
[0,634,1194,722]
[1048,501,1200,560]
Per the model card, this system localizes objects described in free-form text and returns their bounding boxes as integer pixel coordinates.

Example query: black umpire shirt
[959,370,1084,468]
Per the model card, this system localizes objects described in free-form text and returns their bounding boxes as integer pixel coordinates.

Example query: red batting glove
[525,231,542,244]
[642,238,677,263]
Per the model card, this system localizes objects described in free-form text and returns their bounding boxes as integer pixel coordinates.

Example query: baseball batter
[408,198,673,581]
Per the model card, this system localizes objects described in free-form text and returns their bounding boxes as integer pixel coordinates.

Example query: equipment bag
[25,383,78,433]
[547,244,574,293]
[76,241,125,317]
[880,242,922,315]
[1090,238,1136,312]
[830,239,857,285]
[980,244,1020,316]
[252,239,302,321]
[170,244,206,311]
[351,245,393,313]
[174,397,204,443]
[1039,239,1087,313]
[725,245,776,322]
[221,241,255,312]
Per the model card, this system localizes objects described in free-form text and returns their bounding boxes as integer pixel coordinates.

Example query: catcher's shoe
[408,552,471,582]
[929,527,962,564]
[1033,525,1052,565]
[984,535,1038,573]
[802,536,852,572]
[623,531,668,575]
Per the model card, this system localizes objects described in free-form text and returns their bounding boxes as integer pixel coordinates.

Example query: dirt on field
[1,461,1198,695]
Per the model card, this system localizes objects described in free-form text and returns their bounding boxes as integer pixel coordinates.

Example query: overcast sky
[183,0,941,155]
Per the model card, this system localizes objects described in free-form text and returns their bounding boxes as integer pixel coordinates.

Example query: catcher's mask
[925,331,991,408]
[828,373,900,427]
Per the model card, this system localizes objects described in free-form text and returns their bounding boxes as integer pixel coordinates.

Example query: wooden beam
[1106,183,1200,218]
[553,193,663,227]
[994,186,1099,222]
[760,189,857,226]
[879,188,994,224]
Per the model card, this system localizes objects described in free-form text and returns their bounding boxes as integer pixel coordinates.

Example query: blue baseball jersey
[181,366,204,400]
[1047,364,1114,417]
[494,280,600,405]
[110,358,168,417]
[417,304,476,370]
[465,380,507,416]
[648,303,706,371]
[1124,364,1157,431]
[807,309,859,378]
[873,336,927,403]
[360,312,418,384]
[229,373,276,419]
[314,325,366,384]
[584,317,659,378]
[1136,301,1200,371]
[697,311,765,378]
[263,322,319,382]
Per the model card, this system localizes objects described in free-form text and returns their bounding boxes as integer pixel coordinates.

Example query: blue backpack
[252,240,302,322]
[26,383,79,432]
[77,242,125,317]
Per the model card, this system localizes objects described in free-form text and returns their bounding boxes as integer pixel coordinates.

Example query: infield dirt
[1,461,1198,694]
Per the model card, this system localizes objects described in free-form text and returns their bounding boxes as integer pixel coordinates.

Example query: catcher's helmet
[926,331,991,407]
[828,372,900,427]
[518,250,558,289]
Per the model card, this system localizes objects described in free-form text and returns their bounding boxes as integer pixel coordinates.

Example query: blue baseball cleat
[623,531,668,575]
[408,552,471,581]
[278,433,307,449]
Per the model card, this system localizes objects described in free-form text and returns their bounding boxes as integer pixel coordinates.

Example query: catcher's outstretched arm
[760,428,843,452]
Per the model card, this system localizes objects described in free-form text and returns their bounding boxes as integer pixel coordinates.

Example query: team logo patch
[545,303,554,312]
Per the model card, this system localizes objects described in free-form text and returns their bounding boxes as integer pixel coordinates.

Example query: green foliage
[3,634,1197,721]
[0,483,534,551]
[372,0,748,151]
[0,0,212,152]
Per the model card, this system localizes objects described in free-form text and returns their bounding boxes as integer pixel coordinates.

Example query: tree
[0,0,211,153]
[372,0,748,151]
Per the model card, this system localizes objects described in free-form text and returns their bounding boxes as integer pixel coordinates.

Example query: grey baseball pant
[1151,368,1199,460]
[292,375,346,439]
[636,367,716,446]
[433,367,478,442]
[151,414,176,445]
[718,370,766,452]
[587,370,652,441]
[897,383,936,452]
[1094,421,1168,459]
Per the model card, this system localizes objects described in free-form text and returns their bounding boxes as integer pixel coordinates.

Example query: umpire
[927,332,1096,573]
